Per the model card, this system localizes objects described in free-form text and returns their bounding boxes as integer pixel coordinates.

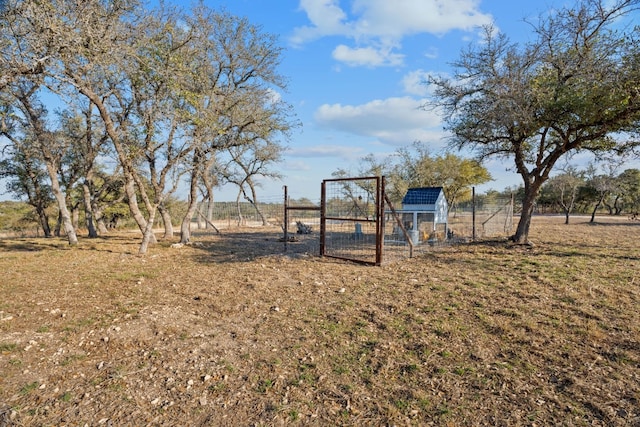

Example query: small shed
[393,187,448,244]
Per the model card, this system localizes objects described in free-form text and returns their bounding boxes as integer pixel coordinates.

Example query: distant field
[0,215,638,426]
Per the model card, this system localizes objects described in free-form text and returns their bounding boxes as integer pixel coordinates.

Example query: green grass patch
[0,342,18,352]
[20,382,39,395]
[256,379,274,394]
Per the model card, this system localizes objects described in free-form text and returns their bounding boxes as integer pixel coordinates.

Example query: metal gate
[320,176,384,265]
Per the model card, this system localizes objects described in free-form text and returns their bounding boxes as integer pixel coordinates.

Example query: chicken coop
[389,187,449,244]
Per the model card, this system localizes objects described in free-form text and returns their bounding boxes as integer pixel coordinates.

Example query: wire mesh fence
[382,198,514,263]
[194,197,288,229]
[201,190,514,264]
[321,177,382,265]
[450,199,515,239]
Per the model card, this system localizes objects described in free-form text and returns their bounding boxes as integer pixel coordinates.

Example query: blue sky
[1,0,637,203]
[200,0,640,202]
[204,0,528,201]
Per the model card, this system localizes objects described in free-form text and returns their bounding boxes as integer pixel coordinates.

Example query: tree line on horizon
[4,163,638,238]
[337,142,640,221]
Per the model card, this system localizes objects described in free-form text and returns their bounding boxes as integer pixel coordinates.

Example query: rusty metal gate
[320,176,385,265]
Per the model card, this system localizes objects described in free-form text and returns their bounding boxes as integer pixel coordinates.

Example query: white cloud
[265,88,282,104]
[292,0,493,67]
[402,70,431,96]
[290,0,349,45]
[288,144,365,160]
[314,96,445,146]
[293,0,493,43]
[332,44,404,67]
[350,0,493,38]
[401,69,448,96]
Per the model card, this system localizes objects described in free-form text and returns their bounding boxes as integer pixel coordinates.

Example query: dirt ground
[0,216,639,426]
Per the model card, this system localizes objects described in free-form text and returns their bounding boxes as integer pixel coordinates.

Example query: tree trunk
[36,207,52,237]
[91,198,109,234]
[197,201,206,229]
[603,200,613,215]
[235,191,244,227]
[82,181,98,238]
[54,210,61,237]
[72,205,79,231]
[613,195,623,215]
[246,181,268,226]
[512,182,541,244]
[206,198,215,229]
[138,207,157,255]
[30,180,52,237]
[123,174,156,244]
[590,194,606,223]
[95,213,109,234]
[91,190,122,235]
[94,211,109,234]
[180,172,199,244]
[158,204,174,239]
[559,187,577,225]
[45,163,78,245]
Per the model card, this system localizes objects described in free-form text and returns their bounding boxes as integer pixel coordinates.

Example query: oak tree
[428,0,640,243]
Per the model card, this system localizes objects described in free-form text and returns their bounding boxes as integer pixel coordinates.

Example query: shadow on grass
[187,229,320,264]
[586,220,640,227]
[0,239,46,252]
[0,233,142,254]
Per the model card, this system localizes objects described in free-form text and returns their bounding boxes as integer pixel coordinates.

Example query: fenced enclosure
[452,196,515,240]
[382,195,514,263]
[198,180,514,265]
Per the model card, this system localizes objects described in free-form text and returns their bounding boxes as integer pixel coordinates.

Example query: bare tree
[176,7,295,244]
[583,163,619,222]
[0,129,54,237]
[221,139,285,226]
[1,0,296,254]
[16,0,161,252]
[129,5,197,240]
[8,83,78,244]
[25,0,182,253]
[543,167,585,224]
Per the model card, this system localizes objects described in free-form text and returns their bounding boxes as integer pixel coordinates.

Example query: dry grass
[0,216,639,426]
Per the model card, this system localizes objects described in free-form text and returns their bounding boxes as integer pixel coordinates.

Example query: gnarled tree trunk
[158,204,174,239]
[180,171,199,244]
[82,180,98,237]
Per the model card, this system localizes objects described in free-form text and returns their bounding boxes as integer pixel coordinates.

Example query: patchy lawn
[0,216,638,426]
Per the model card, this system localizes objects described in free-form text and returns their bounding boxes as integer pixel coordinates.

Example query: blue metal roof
[402,187,444,205]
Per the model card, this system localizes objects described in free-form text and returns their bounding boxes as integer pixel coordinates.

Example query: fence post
[283,186,289,252]
[375,176,383,266]
[472,186,476,241]
[320,181,326,257]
